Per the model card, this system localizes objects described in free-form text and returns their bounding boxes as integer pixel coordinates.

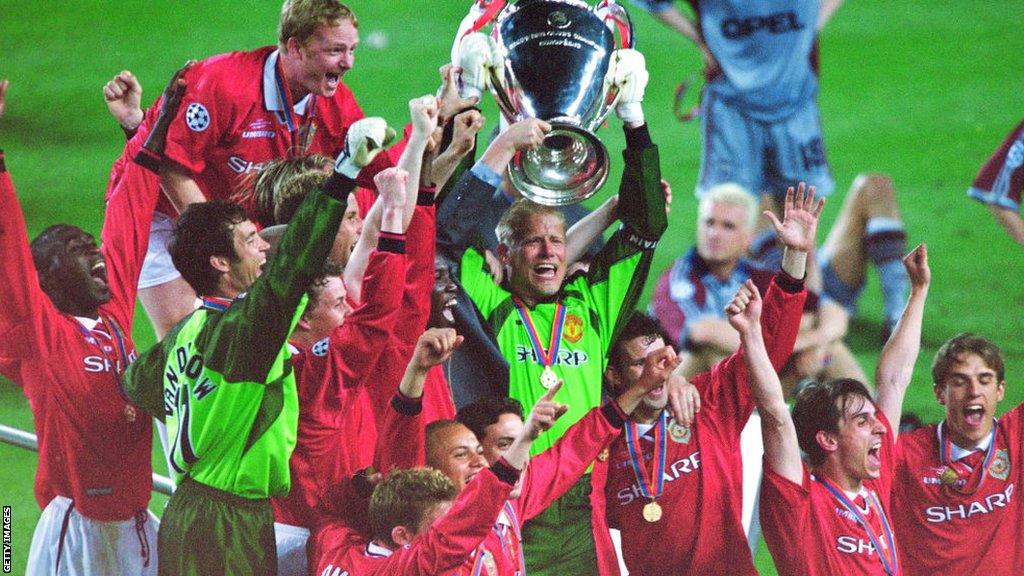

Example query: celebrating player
[114,0,397,339]
[122,115,391,574]
[439,46,667,575]
[601,183,814,575]
[754,243,931,575]
[889,325,1024,569]
[0,67,186,575]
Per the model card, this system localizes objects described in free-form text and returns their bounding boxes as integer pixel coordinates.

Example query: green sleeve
[123,328,176,421]
[578,142,666,354]
[459,246,510,319]
[203,187,346,383]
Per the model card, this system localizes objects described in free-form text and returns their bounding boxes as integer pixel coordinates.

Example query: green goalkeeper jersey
[461,144,665,454]
[125,186,347,498]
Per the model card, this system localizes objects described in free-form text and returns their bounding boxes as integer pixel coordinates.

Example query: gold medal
[540,366,559,389]
[939,466,959,486]
[642,500,662,523]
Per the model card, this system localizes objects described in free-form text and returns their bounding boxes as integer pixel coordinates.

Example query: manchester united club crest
[668,418,691,444]
[563,313,584,343]
[989,449,1010,480]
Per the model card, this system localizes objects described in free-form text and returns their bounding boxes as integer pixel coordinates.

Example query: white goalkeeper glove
[334,117,397,179]
[605,48,649,125]
[457,32,503,99]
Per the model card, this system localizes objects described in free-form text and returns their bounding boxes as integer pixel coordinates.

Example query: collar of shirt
[75,315,100,331]
[365,540,394,558]
[949,430,993,461]
[263,49,313,116]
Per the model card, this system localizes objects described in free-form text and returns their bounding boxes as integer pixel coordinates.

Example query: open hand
[763,182,824,253]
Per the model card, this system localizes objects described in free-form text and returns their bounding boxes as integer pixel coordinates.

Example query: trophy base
[508,122,609,206]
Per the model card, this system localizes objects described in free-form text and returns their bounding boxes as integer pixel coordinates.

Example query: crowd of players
[1,0,1022,575]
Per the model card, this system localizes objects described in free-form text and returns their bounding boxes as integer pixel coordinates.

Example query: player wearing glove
[123,114,393,575]
[605,48,649,128]
[456,32,504,100]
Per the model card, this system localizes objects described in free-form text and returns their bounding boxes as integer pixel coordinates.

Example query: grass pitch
[1,1,1022,573]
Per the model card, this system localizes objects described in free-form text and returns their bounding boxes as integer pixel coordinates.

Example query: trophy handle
[586,0,636,131]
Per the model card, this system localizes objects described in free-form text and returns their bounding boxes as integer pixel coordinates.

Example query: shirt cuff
[775,271,805,294]
[418,186,438,206]
[471,160,504,190]
[491,459,522,487]
[390,390,423,416]
[377,232,407,255]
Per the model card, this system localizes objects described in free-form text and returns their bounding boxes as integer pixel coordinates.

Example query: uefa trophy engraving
[486,0,635,206]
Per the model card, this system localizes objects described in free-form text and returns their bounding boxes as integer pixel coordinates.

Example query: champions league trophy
[466,0,635,206]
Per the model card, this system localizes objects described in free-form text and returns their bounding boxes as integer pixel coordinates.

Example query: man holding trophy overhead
[444,1,671,573]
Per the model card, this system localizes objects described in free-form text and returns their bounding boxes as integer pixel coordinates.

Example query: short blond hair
[495,199,566,248]
[369,468,457,548]
[698,183,758,231]
[278,0,357,48]
[244,154,332,227]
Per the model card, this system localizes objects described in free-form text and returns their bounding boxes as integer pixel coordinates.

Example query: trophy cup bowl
[489,0,632,206]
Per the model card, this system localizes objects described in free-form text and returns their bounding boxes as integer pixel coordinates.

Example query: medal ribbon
[815,477,899,576]
[511,297,566,369]
[201,296,233,312]
[74,314,131,388]
[475,502,524,576]
[937,420,997,495]
[274,56,318,156]
[624,412,667,501]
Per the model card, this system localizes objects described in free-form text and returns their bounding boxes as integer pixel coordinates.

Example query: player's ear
[391,525,415,547]
[933,383,946,406]
[815,430,839,455]
[497,243,510,266]
[209,254,232,275]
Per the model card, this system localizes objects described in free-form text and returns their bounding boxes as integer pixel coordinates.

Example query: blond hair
[369,468,457,548]
[495,199,566,248]
[278,0,357,48]
[698,182,758,231]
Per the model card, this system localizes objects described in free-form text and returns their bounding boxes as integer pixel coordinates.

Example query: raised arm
[729,281,803,484]
[375,328,464,473]
[102,70,144,139]
[344,165,409,303]
[875,244,930,439]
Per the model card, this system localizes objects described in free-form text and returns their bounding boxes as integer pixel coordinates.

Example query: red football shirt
[892,404,1024,576]
[760,413,897,576]
[153,47,365,217]
[272,249,406,529]
[605,277,806,576]
[0,142,157,520]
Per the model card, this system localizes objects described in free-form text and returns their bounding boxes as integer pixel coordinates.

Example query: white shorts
[138,211,182,290]
[27,496,159,576]
[274,522,310,576]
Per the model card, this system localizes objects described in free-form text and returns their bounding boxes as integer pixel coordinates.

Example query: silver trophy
[487,0,634,206]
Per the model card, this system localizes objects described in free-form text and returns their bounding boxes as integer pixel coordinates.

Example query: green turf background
[1,1,1022,573]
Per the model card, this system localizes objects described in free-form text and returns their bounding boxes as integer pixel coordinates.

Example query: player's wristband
[391,391,422,416]
[418,186,438,206]
[377,231,406,254]
[491,459,522,487]
[776,270,805,294]
[323,171,357,203]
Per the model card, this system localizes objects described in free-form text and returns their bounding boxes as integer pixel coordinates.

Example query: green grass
[1,1,1022,573]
